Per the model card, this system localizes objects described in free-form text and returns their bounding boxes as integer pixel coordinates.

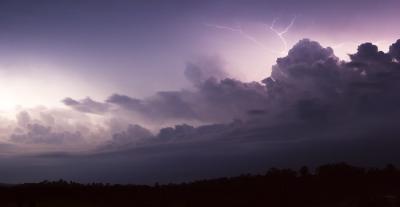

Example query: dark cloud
[350,42,392,63]
[103,65,268,123]
[389,39,400,61]
[268,39,341,101]
[62,97,109,114]
[106,92,198,122]
[106,94,141,108]
[100,124,153,151]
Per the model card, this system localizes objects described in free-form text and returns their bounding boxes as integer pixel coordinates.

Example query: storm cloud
[2,39,400,183]
[60,38,400,150]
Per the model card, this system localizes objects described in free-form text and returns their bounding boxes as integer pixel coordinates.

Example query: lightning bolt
[205,16,297,56]
[267,16,297,55]
[204,23,282,55]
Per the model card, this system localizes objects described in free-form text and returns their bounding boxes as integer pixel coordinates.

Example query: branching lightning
[204,23,281,55]
[204,16,297,56]
[205,16,390,63]
[267,16,297,55]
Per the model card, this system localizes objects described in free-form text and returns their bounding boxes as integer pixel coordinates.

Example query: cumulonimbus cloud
[2,38,400,183]
[62,38,400,154]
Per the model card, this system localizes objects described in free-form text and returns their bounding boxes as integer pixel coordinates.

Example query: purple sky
[0,0,398,109]
[0,0,399,183]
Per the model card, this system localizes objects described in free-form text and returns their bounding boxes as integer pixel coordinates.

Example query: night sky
[0,0,400,184]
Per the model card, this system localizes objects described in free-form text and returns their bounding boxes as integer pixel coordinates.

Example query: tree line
[1,162,400,207]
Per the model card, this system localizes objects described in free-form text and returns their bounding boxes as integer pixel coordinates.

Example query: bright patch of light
[0,63,107,118]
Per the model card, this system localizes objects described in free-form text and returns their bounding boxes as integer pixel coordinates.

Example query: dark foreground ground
[1,163,400,207]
